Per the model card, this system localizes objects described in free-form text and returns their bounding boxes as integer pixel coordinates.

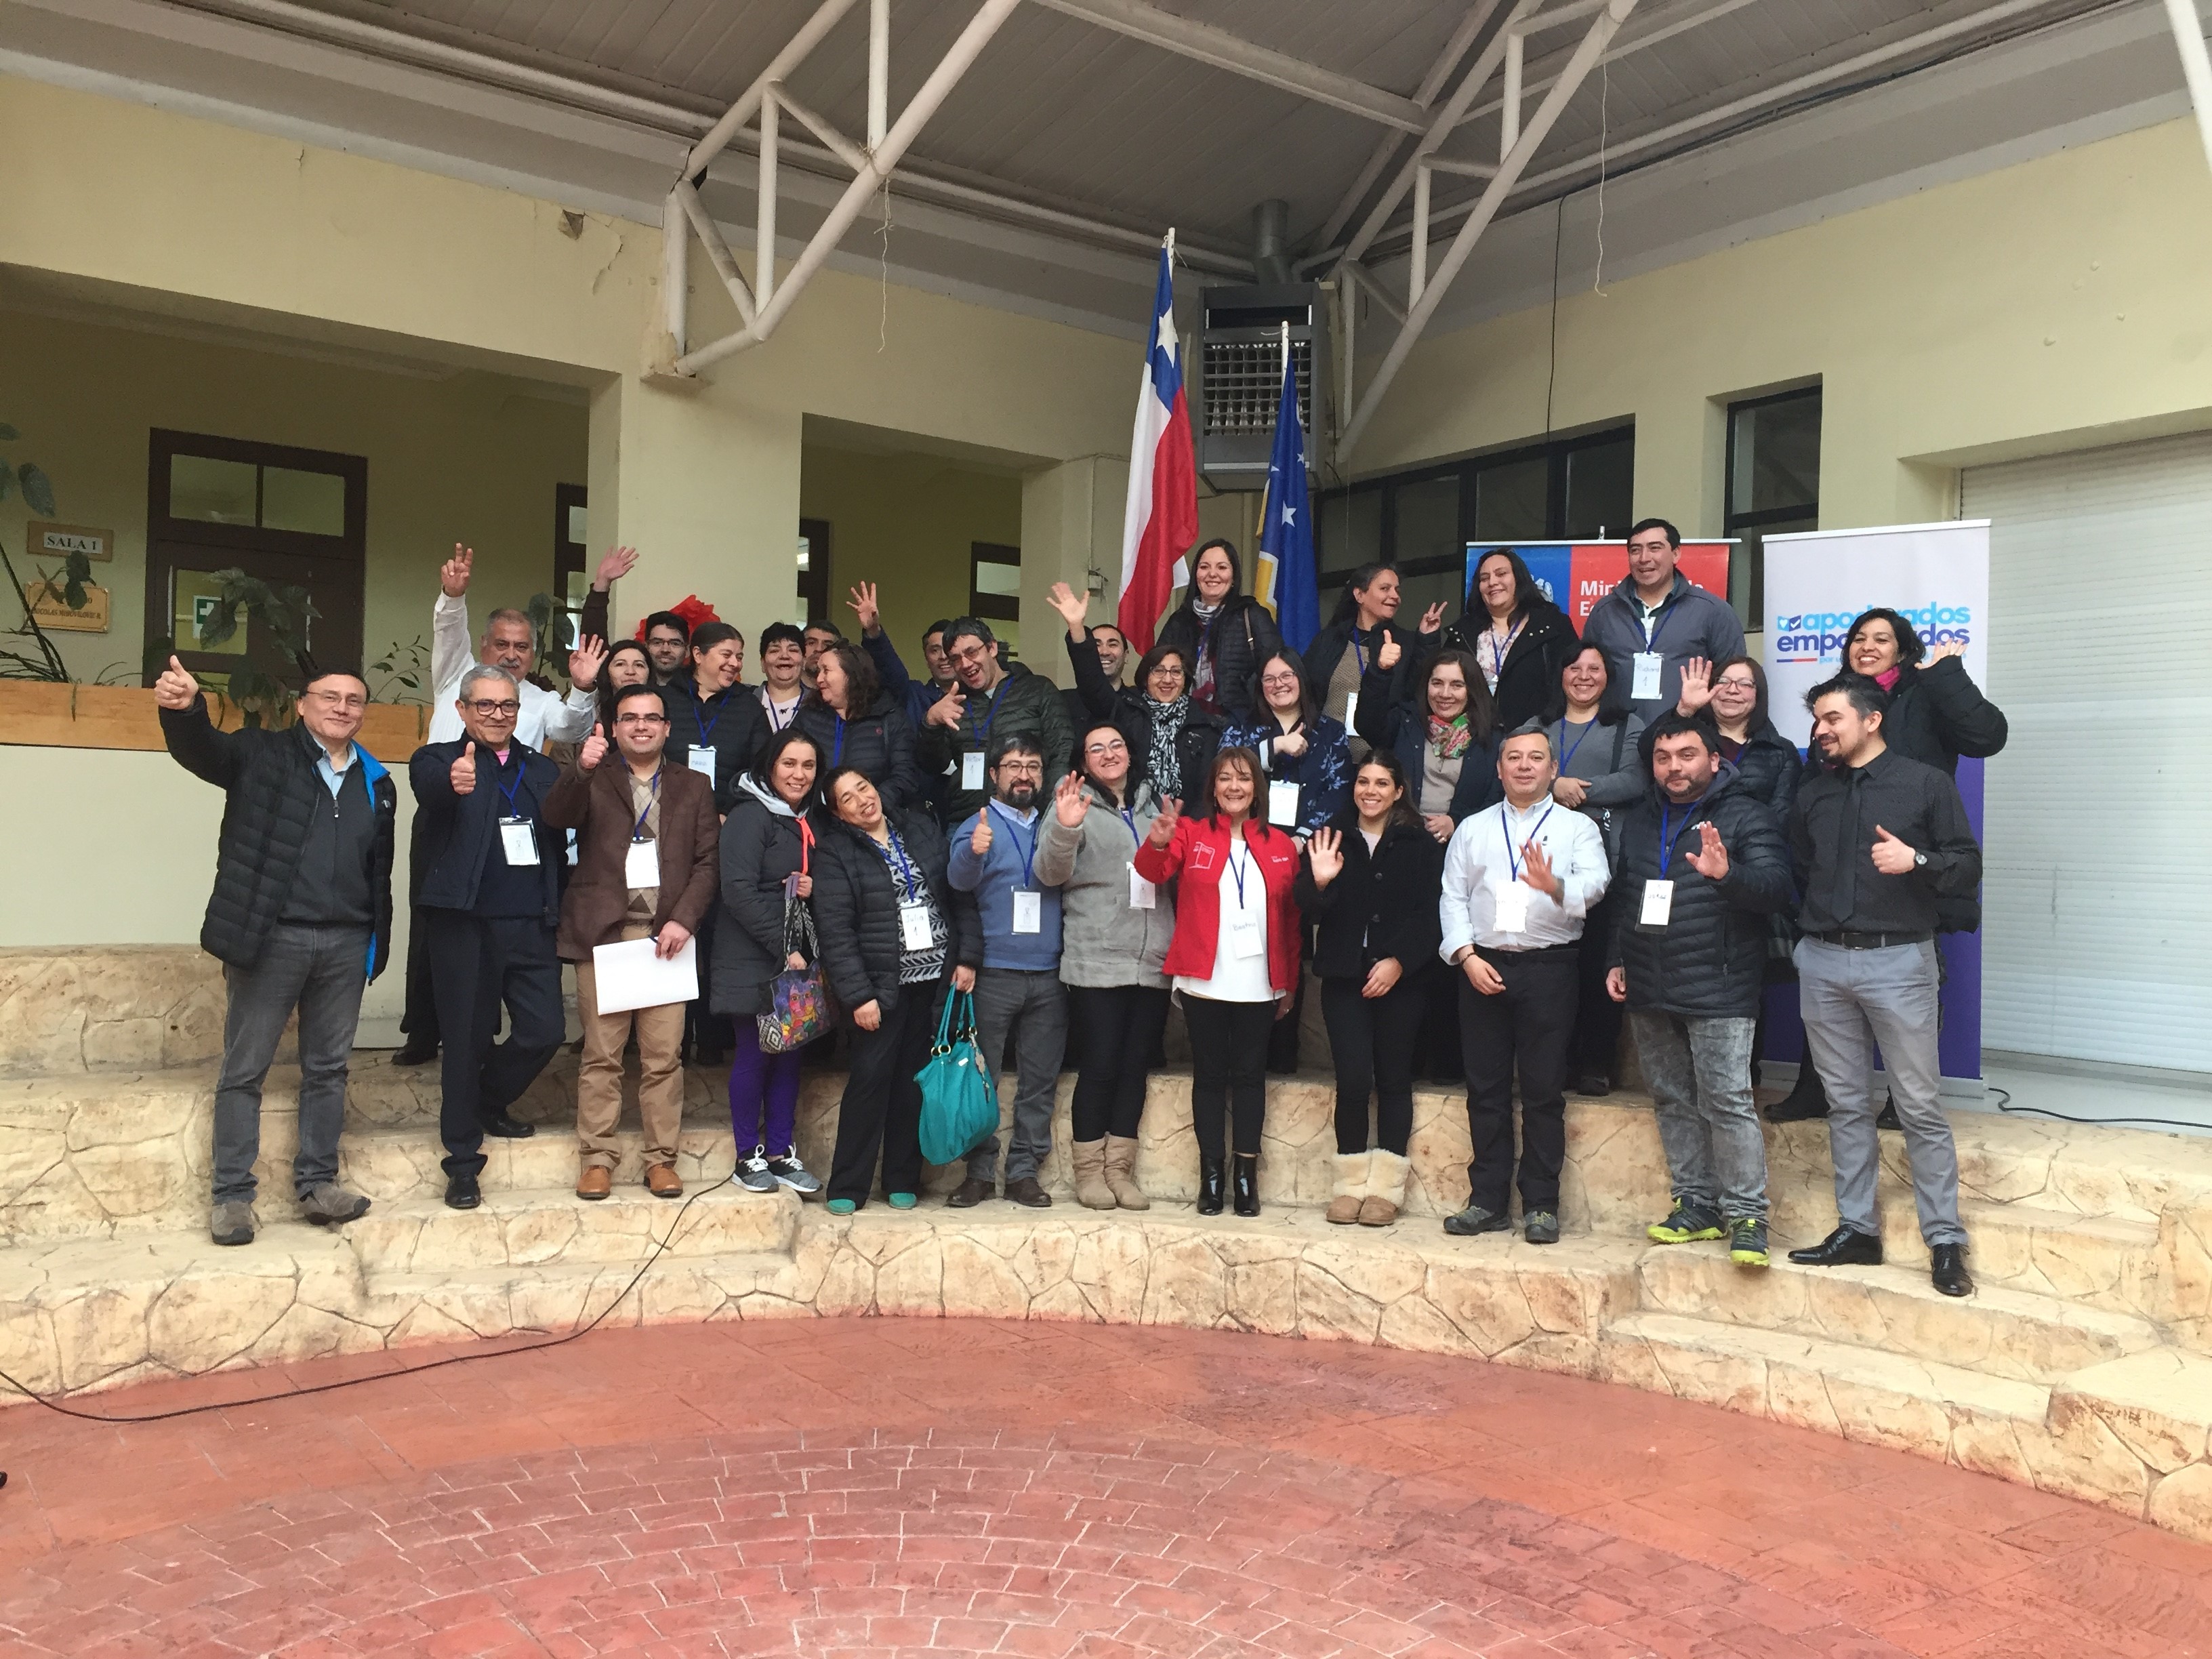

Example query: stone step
[0,945,229,1076]
[341,1183,798,1274]
[1634,1244,2164,1385]
[363,1251,800,1347]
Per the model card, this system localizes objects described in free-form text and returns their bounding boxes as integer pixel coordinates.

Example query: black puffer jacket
[1645,714,1803,827]
[1294,816,1444,981]
[1881,656,2008,776]
[712,782,818,1017]
[916,662,1073,825]
[1157,594,1282,722]
[1064,630,1223,800]
[1607,765,1794,1019]
[792,689,922,808]
[664,680,772,813]
[811,809,983,1017]
[161,698,398,977]
[1444,600,1578,731]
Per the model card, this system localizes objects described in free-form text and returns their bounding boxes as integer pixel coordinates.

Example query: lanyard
[496,758,528,819]
[1659,797,1706,871]
[972,676,1010,745]
[832,716,846,766]
[693,691,724,745]
[764,693,798,731]
[989,802,1040,888]
[1502,802,1554,882]
[630,766,661,839]
[1351,628,1369,676]
[1484,618,1525,678]
[1118,806,1141,846]
[1226,832,1253,910]
[879,829,918,901]
[1639,596,1675,653]
[1556,718,1594,773]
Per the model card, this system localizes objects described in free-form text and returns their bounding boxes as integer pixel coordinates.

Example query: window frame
[1721,385,1822,626]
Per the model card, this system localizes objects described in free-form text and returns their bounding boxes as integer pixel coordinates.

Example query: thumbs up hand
[451,739,478,796]
[154,654,199,710]
[970,811,994,857]
[1376,633,1402,672]
[1870,824,1919,875]
[579,722,608,771]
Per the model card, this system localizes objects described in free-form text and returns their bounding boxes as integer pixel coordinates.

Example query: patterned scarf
[1145,695,1191,796]
[1426,711,1473,760]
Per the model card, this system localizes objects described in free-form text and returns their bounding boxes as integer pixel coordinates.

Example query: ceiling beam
[2160,0,2212,174]
[1031,0,1432,131]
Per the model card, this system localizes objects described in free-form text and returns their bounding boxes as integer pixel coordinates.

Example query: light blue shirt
[312,743,360,798]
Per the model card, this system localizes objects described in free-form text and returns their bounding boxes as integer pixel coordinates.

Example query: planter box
[0,681,429,762]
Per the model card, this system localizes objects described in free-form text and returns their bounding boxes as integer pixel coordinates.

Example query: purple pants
[729,1020,803,1153]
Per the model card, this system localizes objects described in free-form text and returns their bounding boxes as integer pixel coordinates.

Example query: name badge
[1267,779,1300,827]
[961,751,986,791]
[1640,878,1675,928]
[623,838,658,889]
[1011,889,1043,934]
[499,818,540,867]
[1494,881,1530,933]
[687,747,716,786]
[1229,909,1265,958]
[1631,652,1664,702]
[1128,867,1158,909]
[899,901,934,951]
[1340,690,1358,733]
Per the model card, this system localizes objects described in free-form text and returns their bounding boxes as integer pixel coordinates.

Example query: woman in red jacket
[1132,745,1302,1216]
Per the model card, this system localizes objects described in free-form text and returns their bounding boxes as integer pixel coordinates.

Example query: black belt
[1476,940,1578,958]
[1809,928,1933,950]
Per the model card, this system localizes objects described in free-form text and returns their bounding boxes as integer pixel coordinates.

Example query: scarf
[736,773,798,817]
[1189,598,1224,705]
[1873,665,1903,691]
[1426,711,1473,760]
[1145,695,1191,796]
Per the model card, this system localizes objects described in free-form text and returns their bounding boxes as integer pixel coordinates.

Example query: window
[798,518,832,626]
[1723,388,1820,625]
[970,541,1021,657]
[554,483,588,646]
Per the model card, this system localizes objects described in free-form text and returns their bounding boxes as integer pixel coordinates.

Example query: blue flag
[1256,329,1318,651]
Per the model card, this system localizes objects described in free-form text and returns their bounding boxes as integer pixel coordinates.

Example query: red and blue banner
[1463,541,1734,621]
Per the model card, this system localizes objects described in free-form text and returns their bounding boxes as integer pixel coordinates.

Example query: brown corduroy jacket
[542,754,720,962]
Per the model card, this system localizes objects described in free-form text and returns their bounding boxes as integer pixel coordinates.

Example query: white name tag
[623,838,658,889]
[1631,652,1663,702]
[1341,690,1358,732]
[1267,779,1300,827]
[1229,909,1265,958]
[900,901,934,950]
[1641,879,1675,927]
[499,818,540,866]
[1011,889,1042,935]
[1128,867,1158,909]
[687,747,716,786]
[961,751,985,791]
[1494,881,1530,933]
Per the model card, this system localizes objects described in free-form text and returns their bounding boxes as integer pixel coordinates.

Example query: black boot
[1232,1153,1259,1218]
[1197,1156,1225,1216]
[1877,1090,1902,1130]
[1766,1065,1830,1122]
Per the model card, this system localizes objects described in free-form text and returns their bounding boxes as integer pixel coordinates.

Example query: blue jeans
[213,922,371,1205]
[1630,1010,1766,1221]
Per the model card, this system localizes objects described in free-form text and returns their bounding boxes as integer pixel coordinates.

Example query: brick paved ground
[3,1319,2209,1658]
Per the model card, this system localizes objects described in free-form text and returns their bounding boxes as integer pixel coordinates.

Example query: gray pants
[1631,1010,1766,1221]
[215,921,371,1206]
[966,967,1068,1185]
[1795,937,1964,1246]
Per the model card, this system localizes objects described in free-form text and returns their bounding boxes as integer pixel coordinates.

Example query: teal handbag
[915,989,998,1167]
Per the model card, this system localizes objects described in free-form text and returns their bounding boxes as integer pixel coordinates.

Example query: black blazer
[1294,817,1445,980]
[1446,600,1578,732]
[663,680,772,813]
[1156,594,1282,722]
[408,737,563,924]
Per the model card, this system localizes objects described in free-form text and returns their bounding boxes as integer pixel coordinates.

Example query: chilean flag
[1116,234,1198,654]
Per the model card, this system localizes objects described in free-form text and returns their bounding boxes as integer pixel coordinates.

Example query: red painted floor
[2,1320,2209,1658]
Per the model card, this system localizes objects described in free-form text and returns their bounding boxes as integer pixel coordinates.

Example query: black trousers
[828,980,944,1205]
[1416,967,1466,1082]
[1067,984,1171,1142]
[423,910,566,1177]
[1457,946,1578,1214]
[1571,890,1624,1081]
[1181,994,1273,1161]
[684,905,734,1061]
[1319,972,1427,1155]
[1265,944,1307,1073]
[398,812,439,1049]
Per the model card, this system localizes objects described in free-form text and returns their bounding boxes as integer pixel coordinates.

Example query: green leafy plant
[192,568,320,727]
[368,634,432,705]
[0,422,75,681]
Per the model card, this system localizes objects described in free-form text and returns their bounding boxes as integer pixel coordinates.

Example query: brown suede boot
[1359,1149,1410,1226]
[1326,1151,1372,1225]
[1102,1134,1150,1210]
[1071,1139,1115,1210]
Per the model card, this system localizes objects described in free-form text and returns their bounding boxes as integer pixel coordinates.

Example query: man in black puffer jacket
[157,654,396,1248]
[1607,712,1793,1267]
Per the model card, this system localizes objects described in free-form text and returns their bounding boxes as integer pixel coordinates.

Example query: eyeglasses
[466,699,521,718]
[1713,678,1758,693]
[303,689,367,711]
[613,713,668,726]
[1260,674,1300,691]
[996,760,1044,776]
[1084,739,1129,757]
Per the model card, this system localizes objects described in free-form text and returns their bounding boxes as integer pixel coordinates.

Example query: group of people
[159,516,2002,1300]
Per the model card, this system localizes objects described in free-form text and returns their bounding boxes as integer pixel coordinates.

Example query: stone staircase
[3,944,2210,1545]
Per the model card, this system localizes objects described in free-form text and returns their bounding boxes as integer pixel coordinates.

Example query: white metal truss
[2163,0,2212,175]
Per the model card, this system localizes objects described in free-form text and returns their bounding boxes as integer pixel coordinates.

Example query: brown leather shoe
[576,1166,612,1201]
[1004,1175,1052,1208]
[945,1176,994,1208]
[644,1162,683,1199]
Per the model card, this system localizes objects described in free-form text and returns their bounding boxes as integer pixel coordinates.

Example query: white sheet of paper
[1128,868,1157,909]
[1494,881,1530,933]
[590,935,697,1014]
[1641,879,1675,927]
[1011,889,1042,935]
[623,838,658,889]
[1341,690,1358,733]
[1267,779,1300,827]
[1229,911,1265,958]
[687,747,716,787]
[499,819,539,866]
[899,901,933,950]
[961,751,986,790]
[1631,652,1663,702]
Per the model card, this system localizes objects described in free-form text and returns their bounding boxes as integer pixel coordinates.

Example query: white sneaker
[765,1151,822,1195]
[736,1148,778,1193]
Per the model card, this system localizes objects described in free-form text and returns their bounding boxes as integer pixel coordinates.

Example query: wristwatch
[1912,850,1927,868]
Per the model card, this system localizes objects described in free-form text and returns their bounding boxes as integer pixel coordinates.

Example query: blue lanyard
[989,802,1039,888]
[1483,618,1525,678]
[1639,598,1675,653]
[1659,797,1706,871]
[832,716,846,766]
[1502,802,1554,882]
[1556,718,1594,773]
[1118,806,1141,846]
[1226,833,1252,909]
[972,676,1009,746]
[1351,628,1368,676]
[630,767,661,839]
[878,830,919,902]
[764,693,797,731]
[692,690,724,744]
[495,757,528,819]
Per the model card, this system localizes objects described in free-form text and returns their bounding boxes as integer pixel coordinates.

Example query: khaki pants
[574,922,687,1171]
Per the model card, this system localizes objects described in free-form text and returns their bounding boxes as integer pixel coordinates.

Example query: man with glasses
[410,665,568,1210]
[945,734,1071,1207]
[1581,518,1745,720]
[918,616,1073,826]
[544,684,720,1202]
[158,654,396,1247]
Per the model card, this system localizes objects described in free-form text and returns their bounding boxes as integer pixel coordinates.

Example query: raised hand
[1052,768,1087,828]
[1687,820,1730,880]
[592,545,638,590]
[924,690,967,729]
[1519,836,1563,900]
[1146,795,1182,848]
[153,653,199,710]
[969,811,994,857]
[656,921,692,960]
[440,544,474,598]
[1870,825,1919,875]
[1306,825,1344,887]
[1675,657,1713,714]
[1605,965,1628,1004]
[1928,640,1967,663]
[846,580,882,636]
[579,722,608,771]
[1046,580,1089,637]
[569,634,607,692]
[451,739,478,796]
[1418,601,1446,635]
[1376,634,1402,672]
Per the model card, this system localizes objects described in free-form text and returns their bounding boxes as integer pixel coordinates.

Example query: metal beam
[683,0,860,180]
[1448,0,1763,133]
[672,180,756,326]
[1338,0,1641,462]
[1031,0,1432,131]
[661,188,688,358]
[1340,259,1406,325]
[868,0,890,149]
[2163,0,2212,175]
[771,81,871,173]
[676,0,1026,375]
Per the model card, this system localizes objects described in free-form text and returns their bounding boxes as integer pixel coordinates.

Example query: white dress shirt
[424,592,595,746]
[1174,838,1275,1003]
[1439,794,1610,959]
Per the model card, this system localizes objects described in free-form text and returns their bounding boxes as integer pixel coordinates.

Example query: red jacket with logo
[1132,814,1303,994]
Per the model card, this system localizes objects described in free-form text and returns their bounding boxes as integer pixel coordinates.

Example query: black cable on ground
[0,1170,739,1427]
[1991,1082,2212,1134]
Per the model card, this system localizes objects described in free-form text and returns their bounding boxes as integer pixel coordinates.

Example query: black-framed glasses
[466,699,521,718]
[613,712,668,726]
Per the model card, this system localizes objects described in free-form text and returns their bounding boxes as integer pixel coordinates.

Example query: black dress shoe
[482,1115,536,1139]
[1766,1067,1830,1122]
[390,1042,438,1067]
[445,1172,482,1210]
[1877,1091,1902,1130]
[1574,1074,1612,1098]
[944,1176,993,1208]
[1787,1225,1883,1267]
[1930,1244,1973,1296]
[1004,1175,1052,1208]
[1231,1154,1259,1218]
[1197,1156,1225,1216]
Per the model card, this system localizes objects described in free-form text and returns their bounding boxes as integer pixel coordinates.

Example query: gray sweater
[1580,572,1746,720]
[1033,781,1175,989]
[1553,710,1645,866]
